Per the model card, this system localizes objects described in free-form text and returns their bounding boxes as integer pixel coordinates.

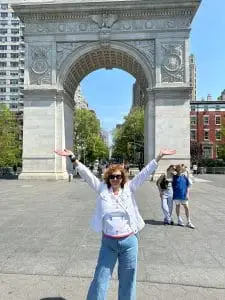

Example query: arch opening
[58,42,153,99]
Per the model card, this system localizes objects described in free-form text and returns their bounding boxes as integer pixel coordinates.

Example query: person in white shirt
[55,148,176,300]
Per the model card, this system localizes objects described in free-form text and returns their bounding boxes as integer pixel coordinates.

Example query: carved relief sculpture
[91,14,118,47]
[56,42,85,70]
[29,46,52,85]
[125,40,155,70]
[161,42,185,82]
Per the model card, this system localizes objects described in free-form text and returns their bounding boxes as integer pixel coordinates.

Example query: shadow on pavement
[40,298,67,300]
[144,219,164,226]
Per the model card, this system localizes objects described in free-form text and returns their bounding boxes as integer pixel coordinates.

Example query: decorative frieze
[160,42,185,83]
[25,17,191,35]
[29,45,52,85]
[19,7,195,23]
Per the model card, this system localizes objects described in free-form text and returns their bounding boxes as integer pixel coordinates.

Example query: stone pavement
[0,175,225,300]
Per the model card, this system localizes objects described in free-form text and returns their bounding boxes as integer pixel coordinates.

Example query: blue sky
[81,0,225,133]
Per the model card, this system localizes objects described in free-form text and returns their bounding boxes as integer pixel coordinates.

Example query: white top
[76,159,158,234]
[102,190,133,237]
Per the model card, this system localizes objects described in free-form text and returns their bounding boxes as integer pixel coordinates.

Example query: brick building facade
[190,91,225,161]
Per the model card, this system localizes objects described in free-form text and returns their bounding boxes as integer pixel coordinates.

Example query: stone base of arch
[18,89,74,180]
[145,87,191,175]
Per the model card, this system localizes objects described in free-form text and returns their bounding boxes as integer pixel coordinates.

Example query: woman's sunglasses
[109,174,122,180]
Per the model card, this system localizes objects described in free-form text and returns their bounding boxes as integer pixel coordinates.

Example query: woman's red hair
[103,164,128,188]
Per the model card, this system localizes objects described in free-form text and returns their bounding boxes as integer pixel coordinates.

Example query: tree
[73,108,109,163]
[217,125,225,160]
[0,104,21,167]
[112,107,144,162]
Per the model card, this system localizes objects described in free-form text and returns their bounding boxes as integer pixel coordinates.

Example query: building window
[11,29,20,35]
[216,130,221,141]
[0,45,7,50]
[11,37,19,42]
[11,21,20,26]
[10,79,18,84]
[0,88,6,93]
[191,130,196,140]
[191,105,195,112]
[0,62,7,67]
[1,12,8,18]
[215,116,221,125]
[204,105,208,111]
[215,105,220,111]
[204,130,209,141]
[1,4,8,9]
[11,13,18,18]
[0,29,7,34]
[11,53,19,59]
[0,79,6,85]
[10,62,19,67]
[0,71,6,76]
[0,95,6,101]
[204,115,209,125]
[0,37,7,42]
[10,88,19,93]
[9,102,18,109]
[0,53,7,58]
[203,145,212,159]
[190,116,196,125]
[11,45,19,50]
[10,72,18,76]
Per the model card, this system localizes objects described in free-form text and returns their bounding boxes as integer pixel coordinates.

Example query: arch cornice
[57,41,154,96]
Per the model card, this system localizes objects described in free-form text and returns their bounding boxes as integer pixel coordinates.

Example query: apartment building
[190,91,225,160]
[0,2,24,113]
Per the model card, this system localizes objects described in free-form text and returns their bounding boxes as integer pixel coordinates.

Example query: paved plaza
[0,175,225,299]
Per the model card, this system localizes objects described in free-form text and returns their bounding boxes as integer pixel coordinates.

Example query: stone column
[144,88,155,164]
[19,89,74,180]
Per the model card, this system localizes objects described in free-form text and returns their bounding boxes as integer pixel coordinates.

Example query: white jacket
[76,159,158,233]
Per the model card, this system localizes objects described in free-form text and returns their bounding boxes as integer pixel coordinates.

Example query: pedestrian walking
[54,148,176,300]
[192,163,198,175]
[156,165,176,225]
[172,164,195,229]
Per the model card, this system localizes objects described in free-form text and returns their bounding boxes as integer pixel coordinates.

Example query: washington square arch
[12,0,201,180]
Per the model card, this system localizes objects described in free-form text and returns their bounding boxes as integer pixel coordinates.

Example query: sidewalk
[0,176,225,299]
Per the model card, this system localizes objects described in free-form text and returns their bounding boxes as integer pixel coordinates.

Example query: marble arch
[12,0,201,180]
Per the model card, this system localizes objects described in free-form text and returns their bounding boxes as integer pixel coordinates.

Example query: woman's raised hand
[155,149,176,162]
[54,149,74,157]
[159,149,176,156]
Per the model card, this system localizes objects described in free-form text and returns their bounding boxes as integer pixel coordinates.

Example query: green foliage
[0,104,21,167]
[216,124,225,161]
[112,107,144,162]
[73,108,109,163]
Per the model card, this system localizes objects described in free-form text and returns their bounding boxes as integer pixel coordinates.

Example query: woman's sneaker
[177,219,185,227]
[186,222,195,229]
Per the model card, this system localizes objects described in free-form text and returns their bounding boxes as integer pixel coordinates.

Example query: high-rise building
[74,85,88,109]
[132,81,145,108]
[189,54,197,101]
[0,1,25,112]
[0,1,24,143]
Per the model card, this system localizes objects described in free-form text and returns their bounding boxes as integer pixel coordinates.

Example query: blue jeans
[86,234,138,300]
[161,186,173,223]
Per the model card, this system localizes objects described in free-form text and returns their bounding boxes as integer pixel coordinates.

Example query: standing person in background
[55,148,176,300]
[172,164,195,229]
[193,163,198,175]
[156,165,176,225]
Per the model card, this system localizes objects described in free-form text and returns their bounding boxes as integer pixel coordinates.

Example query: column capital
[152,86,191,100]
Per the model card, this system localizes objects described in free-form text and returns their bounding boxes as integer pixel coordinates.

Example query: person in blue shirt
[172,164,195,229]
